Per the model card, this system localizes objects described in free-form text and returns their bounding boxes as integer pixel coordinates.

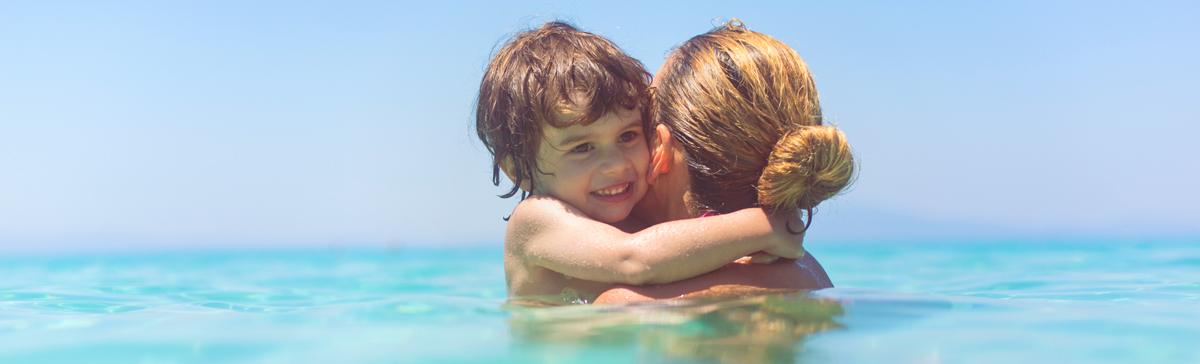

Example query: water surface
[1,240,1197,363]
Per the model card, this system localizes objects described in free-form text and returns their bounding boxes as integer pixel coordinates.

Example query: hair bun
[757,126,855,211]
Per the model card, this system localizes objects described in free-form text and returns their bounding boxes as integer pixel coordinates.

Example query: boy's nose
[598,147,634,176]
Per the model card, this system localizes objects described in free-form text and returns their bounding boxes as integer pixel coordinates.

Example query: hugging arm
[508,196,803,285]
[593,253,832,304]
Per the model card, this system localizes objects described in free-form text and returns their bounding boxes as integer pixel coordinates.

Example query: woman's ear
[647,124,674,184]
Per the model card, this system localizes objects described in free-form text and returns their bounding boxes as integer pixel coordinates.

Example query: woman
[595,21,855,303]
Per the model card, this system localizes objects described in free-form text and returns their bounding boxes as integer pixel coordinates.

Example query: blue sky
[1,1,1197,252]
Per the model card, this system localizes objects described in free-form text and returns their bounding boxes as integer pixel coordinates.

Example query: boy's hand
[761,210,806,259]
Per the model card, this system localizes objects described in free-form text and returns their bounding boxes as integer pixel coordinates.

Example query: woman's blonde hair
[653,20,854,221]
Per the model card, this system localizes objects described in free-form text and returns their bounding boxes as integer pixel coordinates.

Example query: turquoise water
[2,240,1198,363]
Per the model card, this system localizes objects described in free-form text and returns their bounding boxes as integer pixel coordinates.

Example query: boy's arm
[509,196,802,285]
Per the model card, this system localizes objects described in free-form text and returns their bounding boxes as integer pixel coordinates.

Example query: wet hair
[653,20,855,224]
[474,21,652,199]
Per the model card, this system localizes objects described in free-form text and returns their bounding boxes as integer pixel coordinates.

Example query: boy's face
[532,107,649,224]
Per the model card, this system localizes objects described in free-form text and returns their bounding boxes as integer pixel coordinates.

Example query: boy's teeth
[594,184,629,196]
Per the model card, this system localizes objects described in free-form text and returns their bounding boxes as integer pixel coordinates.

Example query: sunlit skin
[501,107,805,304]
[502,57,831,305]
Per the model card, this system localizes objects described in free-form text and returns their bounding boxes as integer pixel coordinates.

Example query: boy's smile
[591,182,633,201]
[532,107,649,224]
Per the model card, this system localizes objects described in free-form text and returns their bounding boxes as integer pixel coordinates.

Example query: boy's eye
[570,143,593,154]
[618,131,640,143]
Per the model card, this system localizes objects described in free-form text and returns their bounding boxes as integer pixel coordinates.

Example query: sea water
[1,240,1197,363]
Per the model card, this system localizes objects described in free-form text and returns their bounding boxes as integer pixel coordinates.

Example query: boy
[475,22,802,304]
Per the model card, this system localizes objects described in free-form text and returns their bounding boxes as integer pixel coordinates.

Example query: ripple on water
[0,290,148,314]
[0,291,53,301]
[195,302,279,313]
[34,302,147,314]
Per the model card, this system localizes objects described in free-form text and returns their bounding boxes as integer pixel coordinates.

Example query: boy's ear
[499,156,532,191]
[647,124,674,185]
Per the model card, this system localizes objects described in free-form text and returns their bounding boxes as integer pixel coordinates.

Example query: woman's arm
[508,195,803,285]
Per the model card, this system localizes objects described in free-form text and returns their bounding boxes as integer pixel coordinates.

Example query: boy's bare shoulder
[505,195,584,250]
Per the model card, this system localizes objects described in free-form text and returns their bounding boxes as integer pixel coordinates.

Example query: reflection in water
[508,292,844,363]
